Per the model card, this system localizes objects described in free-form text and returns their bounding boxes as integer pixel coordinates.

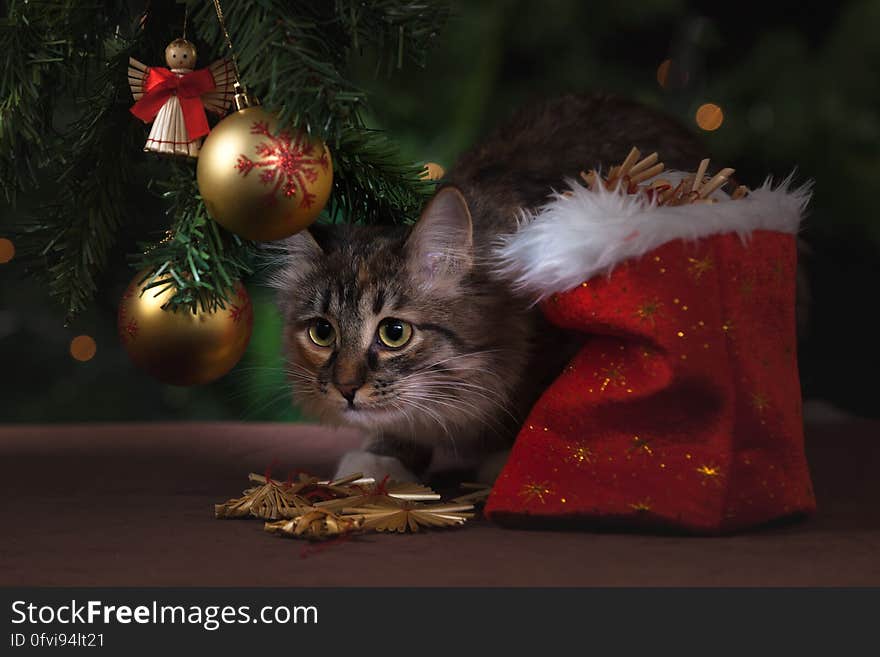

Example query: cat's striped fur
[273,94,705,481]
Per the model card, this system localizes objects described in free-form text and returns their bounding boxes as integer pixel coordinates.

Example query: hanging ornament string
[210,0,245,100]
[196,0,333,241]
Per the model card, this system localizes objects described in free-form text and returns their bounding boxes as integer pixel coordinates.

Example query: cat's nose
[335,381,361,403]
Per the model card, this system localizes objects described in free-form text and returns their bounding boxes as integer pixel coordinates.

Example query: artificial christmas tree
[3,0,447,319]
[1,0,448,387]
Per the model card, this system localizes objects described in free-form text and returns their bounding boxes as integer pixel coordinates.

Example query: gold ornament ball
[197,106,333,242]
[118,271,253,386]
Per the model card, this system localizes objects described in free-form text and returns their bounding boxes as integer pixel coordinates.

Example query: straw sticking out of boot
[576,151,747,207]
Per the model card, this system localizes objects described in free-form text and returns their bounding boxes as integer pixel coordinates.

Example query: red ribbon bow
[130,67,216,141]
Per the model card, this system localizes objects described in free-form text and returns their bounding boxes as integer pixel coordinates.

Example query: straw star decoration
[216,470,476,541]
[214,473,311,520]
[342,502,475,533]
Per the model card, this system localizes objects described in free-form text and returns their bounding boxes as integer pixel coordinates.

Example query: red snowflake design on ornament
[118,288,139,343]
[229,294,253,324]
[120,318,139,343]
[235,121,329,208]
[228,285,253,329]
[229,303,248,324]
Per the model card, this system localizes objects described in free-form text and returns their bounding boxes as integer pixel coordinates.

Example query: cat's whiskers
[395,362,514,405]
[378,356,520,436]
[412,385,514,427]
[393,349,511,380]
[232,365,287,373]
[397,352,514,387]
[401,368,514,421]
[282,370,316,384]
[238,388,294,420]
[400,390,509,440]
[283,362,331,397]
[391,399,418,435]
[423,390,516,430]
[394,394,459,457]
[284,361,318,377]
[413,373,518,419]
[416,371,511,400]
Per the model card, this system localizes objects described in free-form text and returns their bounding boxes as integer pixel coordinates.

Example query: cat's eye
[377,318,413,349]
[308,318,336,347]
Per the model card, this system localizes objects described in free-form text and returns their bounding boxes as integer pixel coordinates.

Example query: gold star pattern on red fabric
[485,192,816,533]
[751,392,770,413]
[565,444,594,465]
[696,464,721,477]
[635,299,663,326]
[687,255,714,280]
[696,464,723,487]
[629,435,654,456]
[519,481,553,504]
[598,363,626,392]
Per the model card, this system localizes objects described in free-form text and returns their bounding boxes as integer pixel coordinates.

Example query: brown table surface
[1,419,878,586]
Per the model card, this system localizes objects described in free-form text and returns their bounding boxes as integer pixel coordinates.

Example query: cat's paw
[334,450,419,483]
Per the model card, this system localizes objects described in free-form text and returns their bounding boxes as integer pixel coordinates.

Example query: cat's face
[272,188,517,442]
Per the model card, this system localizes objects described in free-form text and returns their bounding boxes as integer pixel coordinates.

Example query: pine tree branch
[10,6,169,320]
[191,0,362,141]
[9,0,449,317]
[333,0,451,73]
[190,0,450,140]
[328,127,436,224]
[16,48,142,321]
[137,163,254,314]
[0,2,66,203]
[189,0,447,227]
[0,1,135,203]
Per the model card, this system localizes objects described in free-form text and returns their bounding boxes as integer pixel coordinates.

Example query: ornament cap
[232,82,258,111]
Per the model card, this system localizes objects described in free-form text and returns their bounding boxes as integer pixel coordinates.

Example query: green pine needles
[136,163,253,313]
[2,0,449,318]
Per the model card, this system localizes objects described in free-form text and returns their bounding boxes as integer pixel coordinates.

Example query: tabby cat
[272,94,705,482]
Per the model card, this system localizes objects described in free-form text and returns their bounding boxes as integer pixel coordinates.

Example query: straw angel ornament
[128,38,235,157]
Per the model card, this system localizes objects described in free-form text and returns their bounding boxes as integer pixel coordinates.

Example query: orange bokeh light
[70,335,97,362]
[695,103,724,131]
[656,59,671,88]
[0,238,14,264]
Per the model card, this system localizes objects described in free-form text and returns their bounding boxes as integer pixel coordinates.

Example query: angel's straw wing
[128,57,149,101]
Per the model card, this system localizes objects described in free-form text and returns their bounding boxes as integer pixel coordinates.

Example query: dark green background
[1,0,878,422]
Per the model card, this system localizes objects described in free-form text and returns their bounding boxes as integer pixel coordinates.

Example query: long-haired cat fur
[272,94,706,482]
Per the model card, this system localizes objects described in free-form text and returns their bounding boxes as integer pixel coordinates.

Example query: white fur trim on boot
[494,172,810,300]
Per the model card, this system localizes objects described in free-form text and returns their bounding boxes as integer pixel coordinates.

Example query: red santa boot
[486,165,816,533]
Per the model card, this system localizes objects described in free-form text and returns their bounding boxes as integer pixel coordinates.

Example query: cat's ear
[266,228,323,293]
[279,228,324,260]
[405,186,473,286]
